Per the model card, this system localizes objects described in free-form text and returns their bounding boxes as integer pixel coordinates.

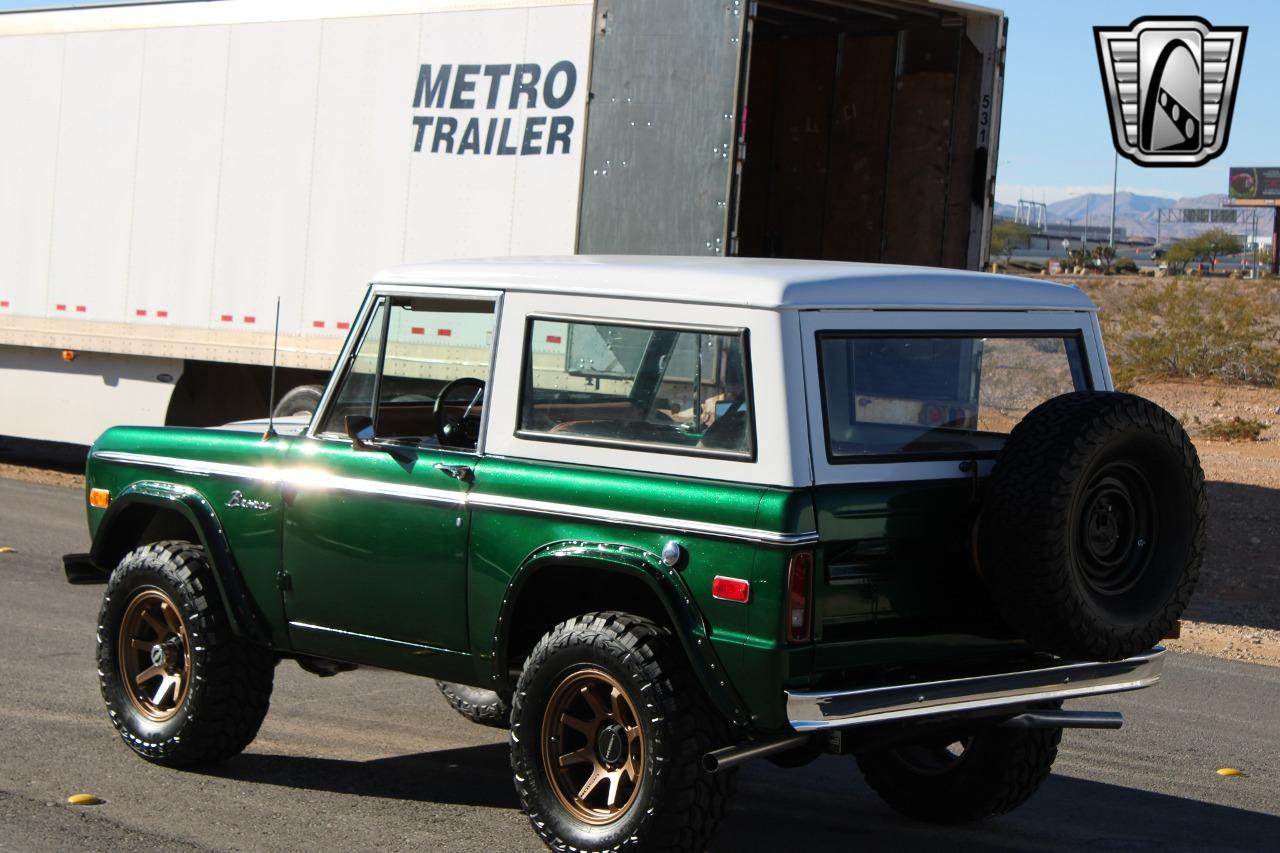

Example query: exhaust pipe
[999,710,1123,730]
[702,732,811,773]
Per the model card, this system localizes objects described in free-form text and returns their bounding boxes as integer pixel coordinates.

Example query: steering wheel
[433,377,486,448]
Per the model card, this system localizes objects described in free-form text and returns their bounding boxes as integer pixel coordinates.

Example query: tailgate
[809,478,1026,675]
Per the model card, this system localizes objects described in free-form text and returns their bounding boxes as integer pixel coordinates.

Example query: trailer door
[576,0,744,256]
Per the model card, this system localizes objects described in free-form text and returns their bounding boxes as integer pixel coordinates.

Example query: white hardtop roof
[372,256,1096,312]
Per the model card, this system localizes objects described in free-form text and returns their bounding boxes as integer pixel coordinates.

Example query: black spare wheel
[977,391,1206,661]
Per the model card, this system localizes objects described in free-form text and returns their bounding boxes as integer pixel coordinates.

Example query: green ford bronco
[66,257,1205,851]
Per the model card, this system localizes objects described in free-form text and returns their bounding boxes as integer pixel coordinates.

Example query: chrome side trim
[288,621,451,654]
[466,491,820,546]
[92,451,818,547]
[786,648,1165,731]
[289,467,463,507]
[94,451,284,483]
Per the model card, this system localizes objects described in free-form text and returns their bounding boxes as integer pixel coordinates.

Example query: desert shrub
[1097,278,1280,389]
[1201,417,1269,442]
[1113,257,1138,274]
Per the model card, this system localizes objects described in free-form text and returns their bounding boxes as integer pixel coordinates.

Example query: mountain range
[994,192,1271,242]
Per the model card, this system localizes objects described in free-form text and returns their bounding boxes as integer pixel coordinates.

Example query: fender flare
[90,481,272,645]
[493,540,751,729]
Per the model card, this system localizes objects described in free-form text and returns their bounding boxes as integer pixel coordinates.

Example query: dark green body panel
[465,457,781,726]
[87,427,289,648]
[85,425,1023,733]
[808,479,1027,684]
[280,437,475,680]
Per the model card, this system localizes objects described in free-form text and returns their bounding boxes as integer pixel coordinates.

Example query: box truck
[0,0,1005,445]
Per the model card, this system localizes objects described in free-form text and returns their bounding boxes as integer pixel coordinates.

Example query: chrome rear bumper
[786,647,1165,731]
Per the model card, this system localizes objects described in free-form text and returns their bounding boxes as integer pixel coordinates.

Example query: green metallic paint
[87,426,289,648]
[464,456,807,724]
[82,416,1031,735]
[494,540,752,727]
[808,479,1026,673]
[281,436,475,659]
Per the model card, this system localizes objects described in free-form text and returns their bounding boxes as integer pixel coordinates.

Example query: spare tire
[977,391,1206,661]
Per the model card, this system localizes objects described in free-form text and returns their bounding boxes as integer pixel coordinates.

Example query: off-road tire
[857,726,1062,823]
[272,384,324,419]
[510,611,736,852]
[436,680,510,728]
[97,541,275,766]
[978,391,1206,660]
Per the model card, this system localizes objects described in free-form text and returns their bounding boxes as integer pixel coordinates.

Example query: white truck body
[0,0,1005,445]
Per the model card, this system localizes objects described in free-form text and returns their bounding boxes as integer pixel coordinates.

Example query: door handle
[433,463,474,483]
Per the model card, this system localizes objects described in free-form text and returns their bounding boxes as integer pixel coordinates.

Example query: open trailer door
[731,0,1005,270]
[576,1,745,256]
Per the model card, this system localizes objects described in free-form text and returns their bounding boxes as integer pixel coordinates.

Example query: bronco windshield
[816,333,1090,461]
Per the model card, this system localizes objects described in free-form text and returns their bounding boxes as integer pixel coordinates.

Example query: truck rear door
[795,309,1104,673]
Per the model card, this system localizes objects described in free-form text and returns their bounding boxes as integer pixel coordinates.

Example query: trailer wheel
[97,541,275,766]
[510,612,735,852]
[272,384,324,419]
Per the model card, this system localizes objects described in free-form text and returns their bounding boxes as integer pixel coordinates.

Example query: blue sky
[997,0,1276,204]
[2,0,1274,205]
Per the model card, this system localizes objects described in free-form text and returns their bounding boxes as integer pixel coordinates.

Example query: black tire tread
[978,391,1207,660]
[858,727,1062,823]
[510,611,736,853]
[435,680,510,728]
[98,540,275,767]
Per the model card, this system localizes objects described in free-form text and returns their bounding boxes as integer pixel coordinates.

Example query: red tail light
[786,551,813,643]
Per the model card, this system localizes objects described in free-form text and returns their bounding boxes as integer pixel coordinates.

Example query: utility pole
[1084,196,1091,250]
[1273,208,1279,276]
[1109,150,1118,248]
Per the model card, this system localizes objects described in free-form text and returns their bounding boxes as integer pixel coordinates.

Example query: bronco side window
[317,295,496,447]
[518,318,754,459]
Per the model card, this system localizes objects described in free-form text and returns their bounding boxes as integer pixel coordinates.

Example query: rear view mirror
[344,414,376,451]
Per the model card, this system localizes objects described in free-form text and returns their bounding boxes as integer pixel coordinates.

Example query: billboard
[1228,167,1280,205]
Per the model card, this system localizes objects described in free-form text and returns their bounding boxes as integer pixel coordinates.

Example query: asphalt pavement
[0,477,1276,852]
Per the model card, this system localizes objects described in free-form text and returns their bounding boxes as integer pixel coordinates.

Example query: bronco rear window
[816,333,1089,461]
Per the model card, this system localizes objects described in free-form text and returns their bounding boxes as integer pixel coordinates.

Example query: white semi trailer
[0,0,1006,445]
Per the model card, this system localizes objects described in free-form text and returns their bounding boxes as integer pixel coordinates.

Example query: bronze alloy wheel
[117,588,192,722]
[541,667,645,825]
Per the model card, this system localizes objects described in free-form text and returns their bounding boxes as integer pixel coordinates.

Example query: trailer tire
[978,391,1206,660]
[273,384,324,419]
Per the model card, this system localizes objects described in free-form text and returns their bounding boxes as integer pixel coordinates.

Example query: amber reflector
[88,488,110,508]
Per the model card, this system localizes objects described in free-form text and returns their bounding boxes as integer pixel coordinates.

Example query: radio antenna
[263,296,281,441]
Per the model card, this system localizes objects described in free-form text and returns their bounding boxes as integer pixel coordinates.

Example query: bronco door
[281,287,500,675]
